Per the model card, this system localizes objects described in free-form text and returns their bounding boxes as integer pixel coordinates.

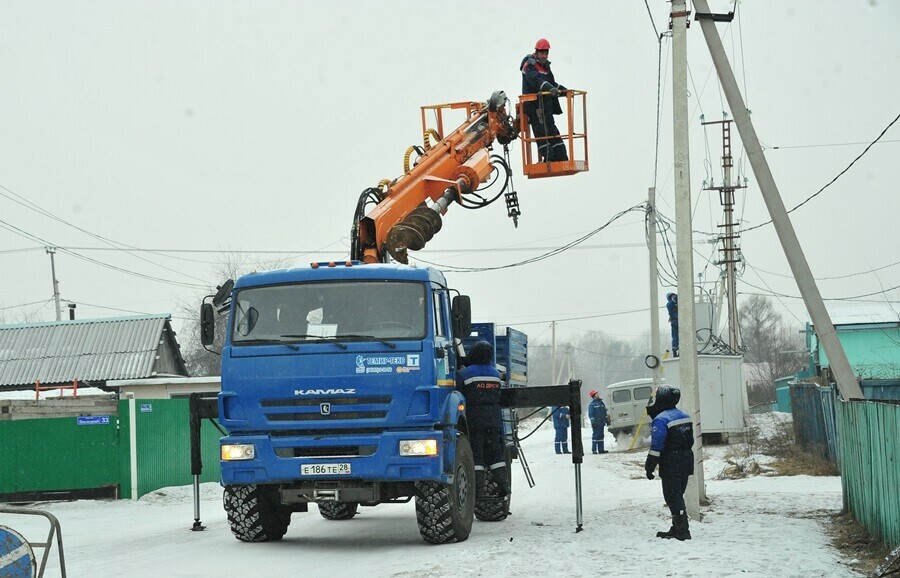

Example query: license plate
[301,463,351,476]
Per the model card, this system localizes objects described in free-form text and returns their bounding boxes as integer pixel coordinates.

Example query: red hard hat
[535,38,551,51]
[589,389,598,397]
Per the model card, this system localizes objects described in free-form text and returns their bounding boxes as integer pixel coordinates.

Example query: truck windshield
[231,281,427,345]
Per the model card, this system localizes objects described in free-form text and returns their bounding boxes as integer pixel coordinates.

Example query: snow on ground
[3,417,856,578]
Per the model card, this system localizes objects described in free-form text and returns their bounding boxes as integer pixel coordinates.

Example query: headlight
[221,444,255,461]
[399,439,438,457]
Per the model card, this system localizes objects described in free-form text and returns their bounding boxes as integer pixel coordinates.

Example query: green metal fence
[0,399,221,500]
[131,399,221,498]
[0,412,125,498]
[836,399,900,548]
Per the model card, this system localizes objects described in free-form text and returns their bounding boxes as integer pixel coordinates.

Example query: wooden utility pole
[671,0,705,518]
[693,0,863,400]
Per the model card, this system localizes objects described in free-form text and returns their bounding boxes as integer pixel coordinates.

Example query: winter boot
[493,468,510,498]
[555,442,563,454]
[562,442,571,454]
[671,512,691,541]
[656,516,677,539]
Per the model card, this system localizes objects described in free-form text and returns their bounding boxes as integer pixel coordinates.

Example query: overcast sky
[1,0,898,349]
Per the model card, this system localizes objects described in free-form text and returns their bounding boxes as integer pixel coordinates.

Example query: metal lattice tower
[702,119,746,350]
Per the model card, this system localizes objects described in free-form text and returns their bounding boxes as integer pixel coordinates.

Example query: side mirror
[212,279,234,308]
[200,303,215,346]
[451,295,472,339]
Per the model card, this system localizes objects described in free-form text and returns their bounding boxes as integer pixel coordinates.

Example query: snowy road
[3,419,855,577]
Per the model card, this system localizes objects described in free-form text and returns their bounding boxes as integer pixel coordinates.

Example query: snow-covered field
[3,415,856,577]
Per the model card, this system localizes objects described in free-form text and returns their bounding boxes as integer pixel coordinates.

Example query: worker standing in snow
[644,385,694,541]
[666,293,679,356]
[551,405,570,454]
[456,341,509,497]
[587,389,610,454]
[520,38,569,162]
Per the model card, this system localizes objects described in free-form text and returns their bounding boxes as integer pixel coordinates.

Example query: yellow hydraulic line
[423,128,441,151]
[403,146,416,174]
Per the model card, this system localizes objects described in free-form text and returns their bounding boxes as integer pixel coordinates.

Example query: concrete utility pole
[46,246,62,321]
[647,188,663,389]
[693,0,863,400]
[671,0,705,518]
[551,320,557,384]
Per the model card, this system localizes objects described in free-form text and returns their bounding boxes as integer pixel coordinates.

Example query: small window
[432,292,446,337]
[633,386,653,401]
[612,389,631,403]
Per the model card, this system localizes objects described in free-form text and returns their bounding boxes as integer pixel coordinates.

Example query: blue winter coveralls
[645,385,694,541]
[588,397,609,454]
[456,341,509,497]
[666,293,679,356]
[552,406,570,454]
[520,54,568,162]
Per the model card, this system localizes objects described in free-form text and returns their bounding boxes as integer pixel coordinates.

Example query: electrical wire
[411,203,647,273]
[0,218,207,289]
[743,110,900,234]
[746,256,900,282]
[643,0,661,41]
[0,183,210,276]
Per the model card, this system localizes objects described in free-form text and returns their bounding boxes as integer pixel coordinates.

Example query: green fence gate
[0,399,222,501]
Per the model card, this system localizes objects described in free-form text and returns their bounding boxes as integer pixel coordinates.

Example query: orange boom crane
[350,89,588,264]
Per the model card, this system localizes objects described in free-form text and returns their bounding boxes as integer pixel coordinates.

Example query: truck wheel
[318,501,359,520]
[223,484,291,542]
[474,452,511,522]
[414,434,475,544]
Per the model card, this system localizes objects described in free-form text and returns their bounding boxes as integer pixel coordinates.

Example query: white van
[606,378,659,436]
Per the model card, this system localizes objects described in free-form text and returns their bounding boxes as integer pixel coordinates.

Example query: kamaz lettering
[293,388,357,396]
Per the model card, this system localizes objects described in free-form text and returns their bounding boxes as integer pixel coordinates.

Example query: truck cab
[207,261,479,544]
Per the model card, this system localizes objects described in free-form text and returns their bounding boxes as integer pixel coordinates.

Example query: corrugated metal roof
[824,303,900,326]
[0,315,174,387]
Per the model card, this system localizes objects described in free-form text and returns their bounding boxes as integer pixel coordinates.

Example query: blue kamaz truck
[200,261,527,544]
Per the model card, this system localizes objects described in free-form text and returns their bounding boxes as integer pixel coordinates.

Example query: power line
[767,139,900,151]
[61,298,192,321]
[412,204,647,273]
[738,277,900,302]
[643,0,661,41]
[746,256,900,281]
[0,183,209,279]
[495,308,650,326]
[0,218,207,289]
[743,110,900,233]
[0,299,53,311]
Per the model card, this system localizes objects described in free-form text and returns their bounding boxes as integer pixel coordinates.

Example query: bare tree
[739,295,806,405]
[177,252,294,376]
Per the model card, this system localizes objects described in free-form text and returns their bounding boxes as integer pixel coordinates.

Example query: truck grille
[266,411,387,422]
[261,395,392,425]
[274,445,377,458]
